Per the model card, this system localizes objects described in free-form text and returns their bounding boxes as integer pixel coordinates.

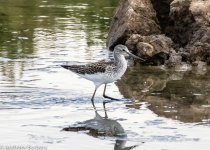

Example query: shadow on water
[116,64,210,124]
[62,109,138,150]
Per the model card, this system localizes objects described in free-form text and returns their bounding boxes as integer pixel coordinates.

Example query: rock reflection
[63,110,137,150]
[116,65,210,123]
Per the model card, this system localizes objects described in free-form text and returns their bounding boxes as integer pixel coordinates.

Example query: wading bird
[61,44,144,110]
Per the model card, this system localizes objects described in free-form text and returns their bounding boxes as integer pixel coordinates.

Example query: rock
[185,27,210,63]
[136,42,154,57]
[192,60,207,75]
[140,34,173,56]
[169,0,196,46]
[106,0,161,50]
[150,0,174,32]
[165,50,182,67]
[125,34,143,50]
[190,0,210,26]
[107,0,210,66]
[169,0,210,64]
[126,34,174,64]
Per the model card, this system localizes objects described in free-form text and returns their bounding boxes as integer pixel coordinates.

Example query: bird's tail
[61,64,82,74]
[61,65,71,70]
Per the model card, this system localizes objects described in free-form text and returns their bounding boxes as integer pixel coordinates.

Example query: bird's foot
[103,95,122,101]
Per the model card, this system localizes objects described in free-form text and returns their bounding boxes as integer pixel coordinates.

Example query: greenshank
[61,44,144,110]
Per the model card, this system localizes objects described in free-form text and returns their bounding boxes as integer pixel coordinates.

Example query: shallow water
[0,0,210,150]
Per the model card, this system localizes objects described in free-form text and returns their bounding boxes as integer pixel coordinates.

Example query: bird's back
[61,60,114,75]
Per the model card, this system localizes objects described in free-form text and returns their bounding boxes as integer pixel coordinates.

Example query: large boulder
[106,0,161,50]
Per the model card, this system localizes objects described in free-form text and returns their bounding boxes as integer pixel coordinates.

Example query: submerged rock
[107,0,210,66]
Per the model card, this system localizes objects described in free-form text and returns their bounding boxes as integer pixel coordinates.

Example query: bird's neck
[114,53,127,67]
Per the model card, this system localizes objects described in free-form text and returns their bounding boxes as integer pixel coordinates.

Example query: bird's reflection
[63,108,137,150]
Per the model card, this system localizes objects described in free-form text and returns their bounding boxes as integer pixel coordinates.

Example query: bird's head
[114,44,145,61]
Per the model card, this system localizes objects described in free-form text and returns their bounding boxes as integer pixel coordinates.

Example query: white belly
[78,67,127,87]
[79,72,118,84]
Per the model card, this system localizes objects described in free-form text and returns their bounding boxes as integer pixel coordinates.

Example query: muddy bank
[116,65,210,123]
[107,0,210,66]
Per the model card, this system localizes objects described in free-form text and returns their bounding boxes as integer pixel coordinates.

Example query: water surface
[0,0,210,150]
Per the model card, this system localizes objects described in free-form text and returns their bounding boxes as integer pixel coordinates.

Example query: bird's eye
[122,49,125,51]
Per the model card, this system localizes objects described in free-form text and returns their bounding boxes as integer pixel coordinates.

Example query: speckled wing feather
[61,60,115,75]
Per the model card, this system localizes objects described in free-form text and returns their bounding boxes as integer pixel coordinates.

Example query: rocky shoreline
[107,0,210,67]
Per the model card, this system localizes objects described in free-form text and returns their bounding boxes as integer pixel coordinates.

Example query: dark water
[117,65,210,123]
[0,0,210,150]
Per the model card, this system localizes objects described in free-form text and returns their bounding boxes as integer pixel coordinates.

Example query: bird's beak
[126,51,145,61]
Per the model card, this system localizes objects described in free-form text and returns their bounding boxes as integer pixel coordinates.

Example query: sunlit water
[0,0,210,150]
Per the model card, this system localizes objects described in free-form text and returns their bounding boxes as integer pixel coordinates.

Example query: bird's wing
[61,60,115,75]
